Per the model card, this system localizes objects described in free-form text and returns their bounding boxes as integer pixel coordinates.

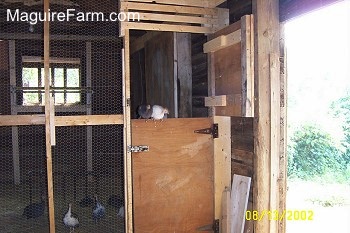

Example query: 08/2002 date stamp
[245,210,314,221]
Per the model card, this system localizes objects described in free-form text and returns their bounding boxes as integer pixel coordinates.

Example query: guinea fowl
[137,104,153,119]
[23,195,45,219]
[151,105,169,120]
[108,195,124,218]
[63,203,79,233]
[92,196,105,223]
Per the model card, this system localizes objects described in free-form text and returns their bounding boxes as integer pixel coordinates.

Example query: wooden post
[123,30,133,233]
[86,42,93,178]
[252,0,280,233]
[43,0,56,232]
[173,33,179,118]
[9,40,20,185]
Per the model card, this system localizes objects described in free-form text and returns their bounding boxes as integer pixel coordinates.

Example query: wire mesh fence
[0,1,124,232]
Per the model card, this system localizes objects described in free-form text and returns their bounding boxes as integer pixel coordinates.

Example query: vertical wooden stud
[173,33,179,118]
[9,40,20,185]
[43,0,56,232]
[86,42,93,177]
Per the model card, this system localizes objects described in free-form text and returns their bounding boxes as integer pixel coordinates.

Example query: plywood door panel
[132,118,214,233]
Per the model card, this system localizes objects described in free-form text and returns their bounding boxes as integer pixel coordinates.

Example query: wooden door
[132,118,214,233]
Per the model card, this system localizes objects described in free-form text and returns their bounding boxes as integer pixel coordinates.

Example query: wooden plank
[0,114,124,126]
[121,2,218,15]
[209,20,241,40]
[205,95,227,107]
[43,0,56,231]
[204,29,241,53]
[208,53,216,116]
[214,43,242,116]
[241,15,254,117]
[123,22,213,34]
[173,33,179,118]
[22,56,80,64]
[14,105,88,113]
[231,175,251,233]
[9,40,20,185]
[0,33,119,41]
[137,12,219,25]
[278,23,287,233]
[49,96,55,146]
[130,31,161,55]
[145,32,175,117]
[123,30,133,233]
[86,42,93,177]
[217,8,230,30]
[55,115,124,126]
[132,118,214,233]
[214,116,231,220]
[252,0,280,232]
[127,0,211,7]
[176,32,192,118]
[221,187,231,233]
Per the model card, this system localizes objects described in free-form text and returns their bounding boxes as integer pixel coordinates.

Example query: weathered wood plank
[123,22,213,34]
[127,0,211,7]
[252,0,280,233]
[221,187,231,233]
[203,29,241,53]
[205,94,242,107]
[137,12,219,25]
[22,56,80,64]
[231,175,251,233]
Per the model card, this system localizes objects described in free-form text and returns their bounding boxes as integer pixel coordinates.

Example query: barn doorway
[285,1,350,232]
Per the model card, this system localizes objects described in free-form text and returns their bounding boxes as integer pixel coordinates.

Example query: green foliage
[288,124,342,179]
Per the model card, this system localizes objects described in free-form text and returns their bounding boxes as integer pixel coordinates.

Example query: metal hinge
[194,123,218,138]
[196,219,219,232]
[127,145,149,153]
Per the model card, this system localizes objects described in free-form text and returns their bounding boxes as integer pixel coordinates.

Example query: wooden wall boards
[204,15,254,117]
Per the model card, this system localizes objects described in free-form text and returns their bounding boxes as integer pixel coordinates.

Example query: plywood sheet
[214,43,242,116]
[132,118,214,233]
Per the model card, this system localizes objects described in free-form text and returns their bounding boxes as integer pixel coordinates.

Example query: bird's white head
[163,108,169,114]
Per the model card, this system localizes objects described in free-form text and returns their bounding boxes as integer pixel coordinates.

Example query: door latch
[127,145,149,153]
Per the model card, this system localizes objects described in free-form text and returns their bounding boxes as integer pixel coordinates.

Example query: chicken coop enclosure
[1,0,289,233]
[0,0,125,232]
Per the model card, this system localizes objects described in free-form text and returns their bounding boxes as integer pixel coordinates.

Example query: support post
[86,42,93,178]
[252,0,281,233]
[44,0,56,232]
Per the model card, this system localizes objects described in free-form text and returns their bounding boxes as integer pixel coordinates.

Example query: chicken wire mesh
[0,0,124,232]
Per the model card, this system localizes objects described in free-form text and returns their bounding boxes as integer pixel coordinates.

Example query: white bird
[63,203,79,233]
[151,105,169,120]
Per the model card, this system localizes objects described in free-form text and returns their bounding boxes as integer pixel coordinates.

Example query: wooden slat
[0,33,119,41]
[55,115,124,126]
[123,22,213,34]
[214,116,231,220]
[49,96,55,146]
[14,105,88,113]
[43,0,55,231]
[231,175,251,233]
[126,0,211,7]
[221,187,231,233]
[122,30,133,233]
[208,52,216,116]
[137,12,219,25]
[205,95,227,106]
[121,2,218,15]
[204,29,241,53]
[241,15,254,117]
[0,115,124,126]
[22,56,80,64]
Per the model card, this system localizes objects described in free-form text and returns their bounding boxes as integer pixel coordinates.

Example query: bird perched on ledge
[137,104,153,119]
[151,105,169,120]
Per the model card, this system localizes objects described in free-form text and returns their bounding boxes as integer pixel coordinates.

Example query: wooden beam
[214,116,231,220]
[0,33,119,41]
[14,105,88,113]
[176,33,192,118]
[230,174,251,233]
[43,0,56,232]
[126,0,211,7]
[137,12,219,25]
[22,56,80,64]
[221,187,231,233]
[241,15,254,117]
[253,0,280,233]
[0,114,124,126]
[207,53,216,116]
[123,22,213,34]
[203,29,241,53]
[121,2,219,15]
[205,94,242,107]
[130,31,160,55]
[122,30,134,233]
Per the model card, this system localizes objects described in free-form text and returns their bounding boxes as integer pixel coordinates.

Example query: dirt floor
[0,177,124,233]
